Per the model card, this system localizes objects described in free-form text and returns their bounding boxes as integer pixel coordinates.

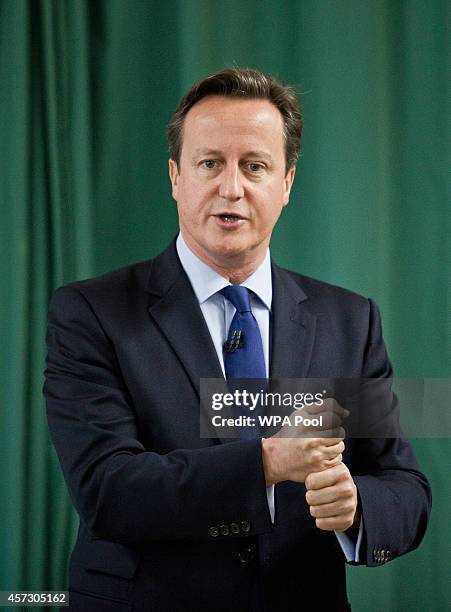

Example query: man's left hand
[305,462,359,532]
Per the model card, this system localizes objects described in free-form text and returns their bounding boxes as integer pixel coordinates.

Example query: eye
[201,159,217,169]
[247,162,264,173]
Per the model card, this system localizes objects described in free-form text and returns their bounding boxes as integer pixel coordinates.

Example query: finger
[286,415,344,438]
[309,500,356,519]
[300,437,344,449]
[306,398,350,418]
[305,463,349,490]
[305,475,354,505]
[309,436,345,448]
[306,484,341,506]
[323,453,342,468]
[307,426,346,440]
[310,412,343,431]
[321,440,345,457]
[314,515,356,532]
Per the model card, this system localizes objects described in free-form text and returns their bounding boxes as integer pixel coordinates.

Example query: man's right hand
[261,399,347,486]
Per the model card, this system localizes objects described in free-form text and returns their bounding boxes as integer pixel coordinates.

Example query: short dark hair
[167,67,303,174]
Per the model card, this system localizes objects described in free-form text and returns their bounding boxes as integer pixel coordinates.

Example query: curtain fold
[1,0,94,595]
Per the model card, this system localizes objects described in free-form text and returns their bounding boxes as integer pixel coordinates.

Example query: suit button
[209,526,219,538]
[220,524,229,536]
[230,522,240,534]
[240,520,251,533]
[238,547,254,567]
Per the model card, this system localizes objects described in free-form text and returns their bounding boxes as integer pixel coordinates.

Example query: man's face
[169,95,295,274]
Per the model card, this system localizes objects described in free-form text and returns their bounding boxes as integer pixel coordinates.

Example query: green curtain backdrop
[1,1,449,610]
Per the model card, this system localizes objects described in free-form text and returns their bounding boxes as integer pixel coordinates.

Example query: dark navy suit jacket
[44,239,431,611]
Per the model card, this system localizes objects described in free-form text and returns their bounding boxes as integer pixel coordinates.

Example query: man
[44,68,431,611]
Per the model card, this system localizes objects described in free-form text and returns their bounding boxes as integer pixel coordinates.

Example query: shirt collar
[176,232,272,311]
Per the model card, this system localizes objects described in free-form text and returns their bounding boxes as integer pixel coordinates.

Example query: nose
[218,165,244,201]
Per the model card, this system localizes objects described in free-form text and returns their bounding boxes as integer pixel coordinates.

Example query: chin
[211,239,249,260]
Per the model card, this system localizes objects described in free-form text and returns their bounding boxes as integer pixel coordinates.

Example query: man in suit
[44,68,431,611]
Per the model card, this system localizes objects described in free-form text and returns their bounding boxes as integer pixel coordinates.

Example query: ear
[168,159,180,200]
[282,166,296,206]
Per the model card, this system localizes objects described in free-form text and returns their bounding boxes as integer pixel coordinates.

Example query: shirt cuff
[334,517,364,563]
[266,484,275,523]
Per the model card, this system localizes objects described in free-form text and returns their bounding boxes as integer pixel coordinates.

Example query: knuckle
[337,517,351,531]
[338,463,349,477]
[346,481,356,495]
[311,450,321,463]
[344,515,354,529]
[340,483,351,496]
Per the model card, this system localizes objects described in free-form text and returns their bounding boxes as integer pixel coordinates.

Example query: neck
[212,261,263,285]
[181,233,268,285]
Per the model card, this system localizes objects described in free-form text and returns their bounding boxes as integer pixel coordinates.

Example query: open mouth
[215,214,245,223]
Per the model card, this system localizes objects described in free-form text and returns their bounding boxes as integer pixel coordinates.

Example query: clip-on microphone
[223,330,243,353]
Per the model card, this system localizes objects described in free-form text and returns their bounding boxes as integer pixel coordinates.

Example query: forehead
[182,96,285,152]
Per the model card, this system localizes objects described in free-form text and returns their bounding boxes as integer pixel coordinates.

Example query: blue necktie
[221,286,266,438]
[221,285,266,379]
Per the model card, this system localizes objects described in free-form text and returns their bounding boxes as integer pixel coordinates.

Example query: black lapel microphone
[223,330,244,353]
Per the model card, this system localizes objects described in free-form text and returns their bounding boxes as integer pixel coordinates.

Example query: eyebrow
[192,148,274,162]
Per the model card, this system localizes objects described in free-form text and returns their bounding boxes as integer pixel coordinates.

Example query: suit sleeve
[44,285,273,545]
[351,299,431,567]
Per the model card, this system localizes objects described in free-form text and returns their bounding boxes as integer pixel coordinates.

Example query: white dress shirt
[176,232,362,562]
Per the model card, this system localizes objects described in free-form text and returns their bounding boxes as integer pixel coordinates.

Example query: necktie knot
[220,285,252,313]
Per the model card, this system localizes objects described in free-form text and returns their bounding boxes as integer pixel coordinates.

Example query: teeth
[221,216,240,222]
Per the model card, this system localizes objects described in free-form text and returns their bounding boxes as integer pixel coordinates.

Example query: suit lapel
[270,263,317,380]
[145,241,236,442]
[145,240,224,398]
